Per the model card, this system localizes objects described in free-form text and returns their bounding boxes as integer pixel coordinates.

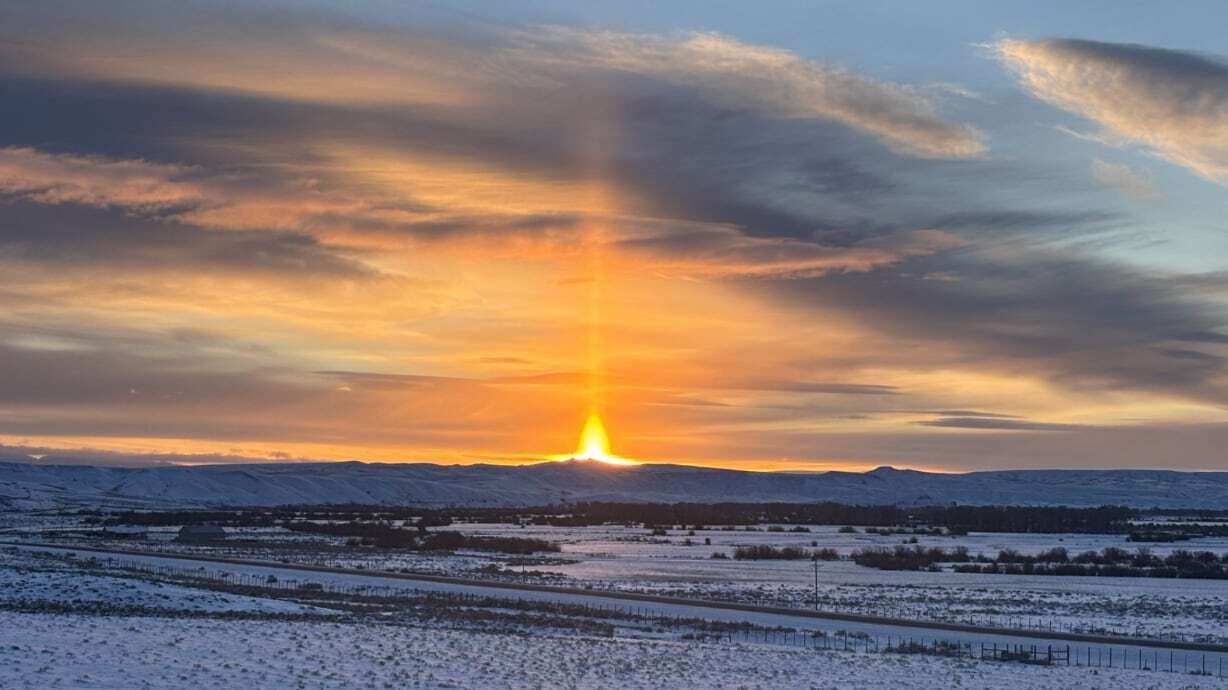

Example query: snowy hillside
[1,459,1226,509]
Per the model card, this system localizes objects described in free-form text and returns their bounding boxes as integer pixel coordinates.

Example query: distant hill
[1,459,1226,509]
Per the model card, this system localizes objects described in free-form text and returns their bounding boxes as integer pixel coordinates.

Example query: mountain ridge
[1,459,1226,509]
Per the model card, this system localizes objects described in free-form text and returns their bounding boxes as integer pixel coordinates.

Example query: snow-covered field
[2,543,1226,688]
[433,523,1228,641]
[1,611,1223,689]
[0,548,322,616]
[137,521,1228,644]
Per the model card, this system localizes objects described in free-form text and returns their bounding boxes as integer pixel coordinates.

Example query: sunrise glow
[564,413,635,465]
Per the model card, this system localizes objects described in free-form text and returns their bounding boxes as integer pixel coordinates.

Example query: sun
[558,413,635,465]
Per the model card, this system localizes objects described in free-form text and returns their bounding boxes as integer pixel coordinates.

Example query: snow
[0,547,321,616]
[27,514,1228,645]
[42,517,1228,644]
[0,611,1221,689]
[13,542,1228,672]
[422,523,1228,644]
[3,542,1226,688]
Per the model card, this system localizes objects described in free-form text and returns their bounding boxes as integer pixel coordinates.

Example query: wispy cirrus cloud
[517,28,986,158]
[0,147,205,210]
[1091,159,1159,200]
[996,38,1228,183]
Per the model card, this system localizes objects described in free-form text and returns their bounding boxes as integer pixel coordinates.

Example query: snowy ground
[0,548,322,616]
[450,523,1228,642]
[3,611,1225,690]
[2,544,1225,689]
[94,521,1228,644]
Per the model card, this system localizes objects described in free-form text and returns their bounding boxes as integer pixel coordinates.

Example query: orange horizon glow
[0,432,1063,474]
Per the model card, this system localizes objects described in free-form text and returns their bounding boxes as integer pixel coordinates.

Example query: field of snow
[25,511,1228,645]
[4,541,1227,688]
[55,519,1228,644]
[0,547,323,616]
[441,523,1228,643]
[3,610,1224,690]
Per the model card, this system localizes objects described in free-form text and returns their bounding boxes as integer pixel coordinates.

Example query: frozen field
[0,548,322,616]
[462,523,1228,641]
[13,513,1228,685]
[5,611,1224,690]
[3,542,1227,688]
[31,518,1228,644]
[198,521,1227,645]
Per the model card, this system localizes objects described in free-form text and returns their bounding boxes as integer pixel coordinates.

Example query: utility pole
[812,554,819,611]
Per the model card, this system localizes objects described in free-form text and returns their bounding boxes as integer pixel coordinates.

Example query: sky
[0,0,1227,471]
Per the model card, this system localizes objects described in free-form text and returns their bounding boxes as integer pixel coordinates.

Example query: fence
[62,551,1228,680]
[700,627,1222,677]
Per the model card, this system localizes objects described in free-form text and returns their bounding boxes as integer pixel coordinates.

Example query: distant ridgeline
[5,461,1228,509]
[91,502,1228,537]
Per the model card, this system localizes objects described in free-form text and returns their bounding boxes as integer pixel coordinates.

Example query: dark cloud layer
[757,249,1228,403]
[918,417,1092,432]
[0,201,373,278]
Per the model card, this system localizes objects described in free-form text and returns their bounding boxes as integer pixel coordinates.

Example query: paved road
[7,539,1228,670]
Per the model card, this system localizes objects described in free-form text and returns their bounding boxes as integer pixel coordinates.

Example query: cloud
[0,128,974,280]
[0,4,984,161]
[0,4,475,109]
[1091,159,1159,200]
[521,28,985,158]
[996,38,1228,183]
[0,336,589,451]
[0,147,204,210]
[0,199,376,279]
[0,146,571,250]
[615,223,963,278]
[758,248,1228,404]
[917,416,1092,432]
[923,410,1018,419]
[736,382,900,395]
[0,5,992,280]
[711,422,1228,471]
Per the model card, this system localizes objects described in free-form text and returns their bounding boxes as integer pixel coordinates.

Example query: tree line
[89,502,1228,538]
